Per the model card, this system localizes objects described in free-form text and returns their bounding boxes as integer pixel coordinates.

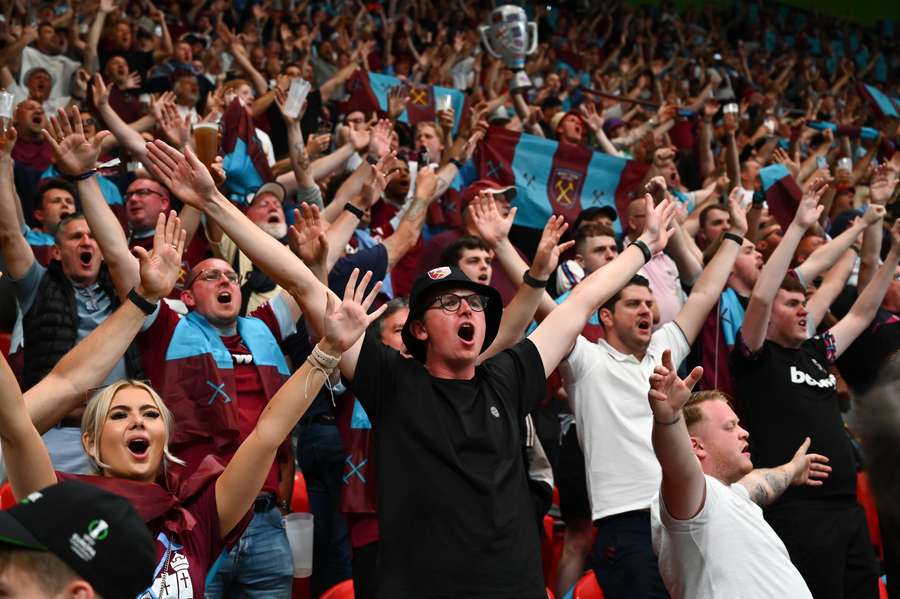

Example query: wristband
[127,287,158,315]
[343,203,365,219]
[65,169,97,182]
[654,413,682,426]
[448,158,463,170]
[722,231,744,245]
[752,190,765,206]
[849,245,861,255]
[522,270,548,289]
[366,154,379,166]
[309,343,341,371]
[633,239,652,264]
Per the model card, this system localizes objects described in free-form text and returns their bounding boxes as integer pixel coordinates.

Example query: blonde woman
[1,209,385,596]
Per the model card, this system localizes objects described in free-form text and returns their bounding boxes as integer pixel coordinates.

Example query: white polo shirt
[559,322,690,521]
[651,476,812,599]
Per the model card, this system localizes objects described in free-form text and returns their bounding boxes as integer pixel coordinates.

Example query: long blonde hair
[81,379,185,475]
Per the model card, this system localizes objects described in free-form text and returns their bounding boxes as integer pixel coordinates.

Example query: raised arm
[477,215,573,364]
[674,189,748,345]
[794,206,883,284]
[27,209,183,431]
[0,126,35,280]
[216,270,385,537]
[738,437,830,506]
[382,163,438,268]
[828,220,900,358]
[741,178,827,351]
[43,106,140,300]
[93,74,152,161]
[804,247,855,331]
[272,87,317,190]
[647,350,706,520]
[529,196,677,376]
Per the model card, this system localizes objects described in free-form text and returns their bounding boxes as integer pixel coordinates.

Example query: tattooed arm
[738,437,831,506]
[381,166,439,269]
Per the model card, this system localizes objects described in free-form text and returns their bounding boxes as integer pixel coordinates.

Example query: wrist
[128,286,160,314]
[724,229,746,242]
[316,339,343,358]
[653,411,682,426]
[522,269,549,288]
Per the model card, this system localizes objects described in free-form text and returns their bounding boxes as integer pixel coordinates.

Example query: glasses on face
[426,293,489,313]
[81,118,95,127]
[125,188,165,200]
[185,268,240,288]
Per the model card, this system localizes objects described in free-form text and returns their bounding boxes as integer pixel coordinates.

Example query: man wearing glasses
[124,178,209,298]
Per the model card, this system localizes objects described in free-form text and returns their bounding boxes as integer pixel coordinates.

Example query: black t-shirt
[836,308,900,396]
[729,332,856,503]
[350,332,546,599]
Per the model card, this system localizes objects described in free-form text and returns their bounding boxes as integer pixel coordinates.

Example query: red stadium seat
[573,571,605,599]
[0,482,15,509]
[292,471,310,513]
[879,577,887,599]
[547,588,556,599]
[320,579,354,599]
[857,472,883,560]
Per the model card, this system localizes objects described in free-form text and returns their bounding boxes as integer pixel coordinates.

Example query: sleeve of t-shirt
[328,244,388,296]
[481,338,546,419]
[559,335,595,388]
[249,295,295,343]
[728,330,772,378]
[650,321,691,368]
[657,475,721,532]
[347,328,400,425]
[13,260,46,314]
[805,333,836,366]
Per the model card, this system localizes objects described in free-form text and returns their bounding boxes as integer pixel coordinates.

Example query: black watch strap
[722,231,744,245]
[522,270,548,289]
[344,203,365,219]
[633,239,652,264]
[127,288,158,315]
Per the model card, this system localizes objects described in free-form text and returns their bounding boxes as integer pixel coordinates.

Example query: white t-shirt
[19,46,80,101]
[560,322,690,520]
[651,476,812,599]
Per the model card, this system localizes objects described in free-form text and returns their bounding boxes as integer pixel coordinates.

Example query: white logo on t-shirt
[139,534,194,599]
[490,406,500,418]
[789,366,836,389]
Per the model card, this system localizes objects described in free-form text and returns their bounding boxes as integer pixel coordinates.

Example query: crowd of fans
[0,0,897,597]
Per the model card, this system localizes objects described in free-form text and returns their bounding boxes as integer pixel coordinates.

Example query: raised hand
[579,101,604,133]
[793,177,828,229]
[772,147,800,180]
[323,269,387,353]
[368,119,393,160]
[414,164,438,200]
[636,195,678,255]
[787,437,831,487]
[644,175,668,206]
[360,152,399,208]
[288,203,328,275]
[145,140,217,210]
[122,71,141,91]
[530,215,574,279]
[469,192,517,248]
[157,103,191,149]
[727,186,749,237]
[862,204,886,227]
[647,349,703,424]
[869,163,898,205]
[133,210,187,302]
[273,86,303,125]
[91,73,111,109]
[42,107,111,176]
[347,123,371,152]
[387,85,410,120]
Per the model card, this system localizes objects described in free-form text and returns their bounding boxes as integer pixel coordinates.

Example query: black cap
[573,206,618,231]
[0,480,155,599]
[402,266,502,363]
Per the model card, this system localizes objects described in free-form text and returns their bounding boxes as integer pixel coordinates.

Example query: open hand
[530,215,574,279]
[647,349,703,423]
[145,141,217,210]
[42,107,111,176]
[323,269,387,353]
[469,192,516,248]
[793,177,828,229]
[788,437,831,487]
[288,203,328,275]
[134,210,187,302]
[636,194,678,254]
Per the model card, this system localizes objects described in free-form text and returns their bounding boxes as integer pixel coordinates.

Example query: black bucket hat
[401,266,503,362]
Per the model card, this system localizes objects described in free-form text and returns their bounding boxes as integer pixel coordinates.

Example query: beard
[258,221,288,240]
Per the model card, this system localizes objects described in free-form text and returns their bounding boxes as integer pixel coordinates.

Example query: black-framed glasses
[426,293,489,313]
[125,188,166,200]
[81,118,96,127]
[184,268,240,288]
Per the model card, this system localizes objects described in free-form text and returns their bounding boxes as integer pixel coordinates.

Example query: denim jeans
[204,507,294,599]
[295,422,352,597]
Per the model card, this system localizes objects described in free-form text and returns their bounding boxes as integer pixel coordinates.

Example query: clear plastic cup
[436,94,452,112]
[284,78,311,119]
[283,512,314,578]
[0,91,14,130]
